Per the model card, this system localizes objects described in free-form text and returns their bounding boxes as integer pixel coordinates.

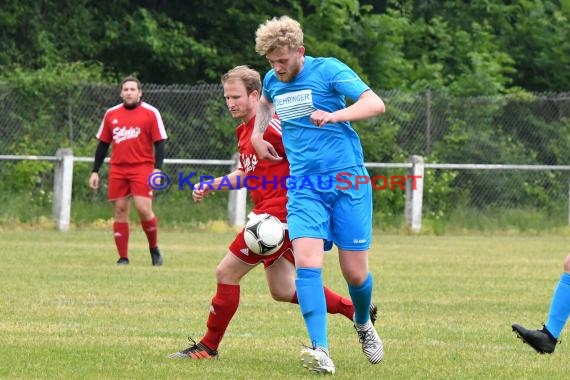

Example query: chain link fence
[1,83,569,231]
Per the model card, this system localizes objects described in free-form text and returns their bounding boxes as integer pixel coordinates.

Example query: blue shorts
[286,165,372,251]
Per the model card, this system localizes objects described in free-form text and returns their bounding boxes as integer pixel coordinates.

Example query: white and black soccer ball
[244,214,285,256]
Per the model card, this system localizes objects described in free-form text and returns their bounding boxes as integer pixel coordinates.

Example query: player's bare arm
[316,90,385,126]
[251,96,282,161]
[192,169,245,203]
[252,95,275,136]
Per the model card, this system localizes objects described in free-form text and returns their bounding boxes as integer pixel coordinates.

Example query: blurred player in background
[512,253,570,353]
[89,76,167,266]
[252,16,386,374]
[168,66,376,363]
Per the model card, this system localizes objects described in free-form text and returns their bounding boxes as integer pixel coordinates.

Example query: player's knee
[269,288,292,302]
[270,293,289,302]
[113,202,129,215]
[343,271,368,287]
[114,209,129,220]
[214,265,228,282]
[215,265,241,284]
[137,208,154,221]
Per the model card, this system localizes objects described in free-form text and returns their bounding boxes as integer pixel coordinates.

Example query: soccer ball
[244,214,285,256]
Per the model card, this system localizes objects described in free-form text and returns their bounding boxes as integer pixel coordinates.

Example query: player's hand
[192,185,211,203]
[310,110,336,127]
[152,168,161,185]
[251,134,282,161]
[89,172,99,190]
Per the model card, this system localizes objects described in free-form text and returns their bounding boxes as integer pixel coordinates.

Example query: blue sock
[296,267,327,351]
[348,272,373,325]
[545,273,570,339]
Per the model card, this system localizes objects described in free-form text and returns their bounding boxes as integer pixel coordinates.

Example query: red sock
[201,283,240,350]
[113,222,129,259]
[141,216,158,248]
[324,287,355,320]
[290,287,355,321]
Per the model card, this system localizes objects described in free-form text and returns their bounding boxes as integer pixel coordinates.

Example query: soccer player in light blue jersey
[512,253,570,353]
[251,16,386,374]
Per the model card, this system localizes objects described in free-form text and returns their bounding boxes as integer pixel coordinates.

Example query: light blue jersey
[262,56,370,176]
[263,55,373,250]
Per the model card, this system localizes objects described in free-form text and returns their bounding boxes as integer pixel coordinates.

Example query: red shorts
[108,164,154,200]
[229,229,294,268]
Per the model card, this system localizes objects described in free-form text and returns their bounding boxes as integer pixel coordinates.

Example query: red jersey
[236,116,289,222]
[96,101,167,166]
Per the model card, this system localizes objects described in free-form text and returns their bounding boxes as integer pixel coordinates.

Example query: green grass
[1,228,569,379]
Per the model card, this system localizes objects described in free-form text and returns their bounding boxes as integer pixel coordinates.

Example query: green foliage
[0,63,105,207]
[396,0,570,92]
[351,9,414,89]
[99,8,218,83]
[504,1,570,91]
[367,167,407,229]
[400,16,516,94]
[163,88,237,161]
[2,0,569,93]
[422,168,458,221]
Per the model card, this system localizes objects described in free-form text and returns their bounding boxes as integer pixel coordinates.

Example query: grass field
[1,227,569,379]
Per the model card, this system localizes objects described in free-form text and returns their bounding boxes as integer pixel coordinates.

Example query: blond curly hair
[255,16,304,55]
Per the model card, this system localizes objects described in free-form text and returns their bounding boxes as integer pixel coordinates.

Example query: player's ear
[297,46,305,56]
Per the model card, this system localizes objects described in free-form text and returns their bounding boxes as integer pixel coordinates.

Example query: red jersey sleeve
[96,104,122,144]
[143,102,168,142]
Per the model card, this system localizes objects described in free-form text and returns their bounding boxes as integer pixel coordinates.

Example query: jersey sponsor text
[113,126,141,144]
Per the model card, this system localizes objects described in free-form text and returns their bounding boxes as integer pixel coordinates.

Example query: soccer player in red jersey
[89,76,167,266]
[168,66,376,360]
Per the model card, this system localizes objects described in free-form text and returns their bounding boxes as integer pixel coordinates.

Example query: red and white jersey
[236,116,288,222]
[96,101,167,166]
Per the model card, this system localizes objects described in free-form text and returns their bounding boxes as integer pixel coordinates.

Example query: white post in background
[53,148,74,232]
[405,155,424,232]
[227,152,247,228]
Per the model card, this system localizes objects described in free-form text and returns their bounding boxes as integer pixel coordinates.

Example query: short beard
[123,101,140,110]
